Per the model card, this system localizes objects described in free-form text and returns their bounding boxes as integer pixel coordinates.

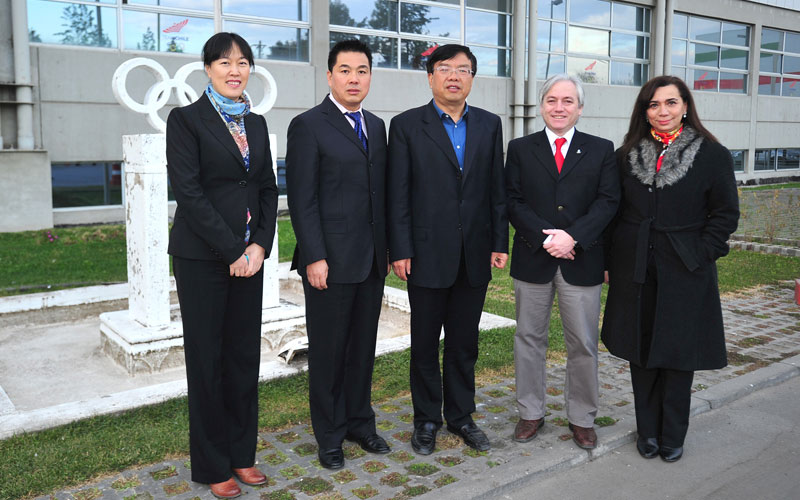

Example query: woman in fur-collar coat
[601,76,739,463]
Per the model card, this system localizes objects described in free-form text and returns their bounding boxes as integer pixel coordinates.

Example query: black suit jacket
[387,101,508,289]
[286,96,388,283]
[166,95,278,264]
[505,129,620,286]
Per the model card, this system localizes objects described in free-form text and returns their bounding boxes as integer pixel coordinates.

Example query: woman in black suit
[601,76,739,463]
[166,32,278,498]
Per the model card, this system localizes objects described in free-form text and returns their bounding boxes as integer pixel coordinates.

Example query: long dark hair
[619,75,717,160]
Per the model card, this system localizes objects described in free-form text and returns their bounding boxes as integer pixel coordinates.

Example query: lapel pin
[576,149,582,154]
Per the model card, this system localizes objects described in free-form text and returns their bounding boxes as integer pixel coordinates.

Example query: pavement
[24,281,800,500]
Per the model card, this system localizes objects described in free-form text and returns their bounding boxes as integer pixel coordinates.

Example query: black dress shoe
[348,433,391,454]
[660,445,683,462]
[447,422,491,452]
[318,447,344,470]
[411,422,438,455]
[636,436,659,459]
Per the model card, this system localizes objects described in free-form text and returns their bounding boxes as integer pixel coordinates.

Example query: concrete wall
[0,150,53,231]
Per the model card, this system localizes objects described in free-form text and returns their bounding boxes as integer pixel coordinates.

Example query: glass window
[570,0,611,27]
[466,10,511,47]
[541,0,566,21]
[730,150,745,172]
[610,61,647,86]
[721,22,748,47]
[28,0,117,48]
[537,53,566,78]
[332,1,511,76]
[537,21,565,52]
[223,0,307,20]
[329,0,396,30]
[225,22,309,62]
[777,149,800,170]
[761,28,782,50]
[569,57,609,84]
[330,32,399,69]
[611,33,648,59]
[612,3,648,31]
[537,1,650,86]
[401,3,459,38]
[470,46,511,77]
[692,69,718,91]
[758,75,781,96]
[129,0,213,12]
[759,52,782,73]
[569,26,609,56]
[51,162,123,208]
[754,149,774,171]
[758,27,800,97]
[673,13,750,93]
[124,11,213,54]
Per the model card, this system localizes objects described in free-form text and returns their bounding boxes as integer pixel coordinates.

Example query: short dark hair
[619,75,718,160]
[202,32,254,68]
[426,44,477,75]
[328,39,373,72]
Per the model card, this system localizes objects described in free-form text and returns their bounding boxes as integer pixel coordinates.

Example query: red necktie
[554,137,567,173]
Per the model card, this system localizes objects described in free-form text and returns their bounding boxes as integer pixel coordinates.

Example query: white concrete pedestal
[101,133,304,375]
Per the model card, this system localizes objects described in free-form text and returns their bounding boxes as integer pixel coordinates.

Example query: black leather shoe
[348,433,391,454]
[447,422,491,452]
[411,422,438,455]
[660,445,683,462]
[636,436,659,459]
[318,447,344,470]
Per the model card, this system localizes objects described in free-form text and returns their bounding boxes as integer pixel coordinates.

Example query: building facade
[1,0,799,231]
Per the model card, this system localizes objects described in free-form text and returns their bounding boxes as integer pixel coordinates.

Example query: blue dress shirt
[432,99,468,170]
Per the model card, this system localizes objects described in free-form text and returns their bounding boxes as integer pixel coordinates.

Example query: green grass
[1,223,799,498]
[741,182,800,191]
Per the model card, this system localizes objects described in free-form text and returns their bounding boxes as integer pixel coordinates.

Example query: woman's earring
[683,113,687,119]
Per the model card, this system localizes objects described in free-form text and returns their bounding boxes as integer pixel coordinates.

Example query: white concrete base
[100,301,307,376]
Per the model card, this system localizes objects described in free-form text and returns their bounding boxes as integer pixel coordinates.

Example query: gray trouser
[513,268,601,427]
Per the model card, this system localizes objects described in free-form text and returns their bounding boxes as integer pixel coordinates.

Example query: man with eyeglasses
[387,44,508,455]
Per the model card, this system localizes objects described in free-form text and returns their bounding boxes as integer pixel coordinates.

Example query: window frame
[758,27,800,98]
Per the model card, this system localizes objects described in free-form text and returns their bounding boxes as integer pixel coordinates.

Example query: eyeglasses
[433,66,474,77]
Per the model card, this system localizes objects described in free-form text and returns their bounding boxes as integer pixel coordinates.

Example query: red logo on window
[163,19,189,33]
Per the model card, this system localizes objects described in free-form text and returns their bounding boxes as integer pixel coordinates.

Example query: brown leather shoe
[210,478,241,499]
[232,466,267,486]
[513,418,544,443]
[568,423,597,449]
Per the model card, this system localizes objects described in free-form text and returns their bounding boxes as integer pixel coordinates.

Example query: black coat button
[239,180,247,187]
[557,205,564,211]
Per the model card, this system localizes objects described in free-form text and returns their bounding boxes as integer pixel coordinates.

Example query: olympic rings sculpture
[112,57,278,133]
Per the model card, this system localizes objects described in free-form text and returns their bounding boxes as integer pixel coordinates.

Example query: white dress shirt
[544,126,575,158]
[328,94,368,139]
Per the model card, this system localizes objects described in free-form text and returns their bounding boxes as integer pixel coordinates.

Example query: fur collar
[628,127,704,188]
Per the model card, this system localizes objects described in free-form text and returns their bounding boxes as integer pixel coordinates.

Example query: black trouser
[173,256,264,484]
[407,253,488,429]
[631,251,694,448]
[303,260,384,450]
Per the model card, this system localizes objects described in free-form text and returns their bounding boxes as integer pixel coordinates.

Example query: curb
[428,353,800,499]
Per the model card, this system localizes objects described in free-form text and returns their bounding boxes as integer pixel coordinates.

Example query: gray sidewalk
[35,282,800,500]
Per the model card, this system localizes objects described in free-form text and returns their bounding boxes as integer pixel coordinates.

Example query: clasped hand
[229,243,266,277]
[542,229,576,260]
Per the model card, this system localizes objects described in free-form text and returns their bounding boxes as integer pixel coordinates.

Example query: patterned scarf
[206,84,253,243]
[650,125,683,173]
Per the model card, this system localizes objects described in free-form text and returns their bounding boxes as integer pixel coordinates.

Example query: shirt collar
[328,93,363,117]
[545,126,575,146]
[431,99,469,122]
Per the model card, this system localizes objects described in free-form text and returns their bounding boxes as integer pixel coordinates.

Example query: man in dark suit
[505,74,620,450]
[286,39,390,470]
[388,45,508,455]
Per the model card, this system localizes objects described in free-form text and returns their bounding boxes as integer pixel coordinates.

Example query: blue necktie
[345,111,368,153]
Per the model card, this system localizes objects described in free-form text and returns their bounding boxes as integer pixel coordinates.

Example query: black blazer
[166,95,278,264]
[286,96,388,284]
[505,129,620,286]
[387,101,508,289]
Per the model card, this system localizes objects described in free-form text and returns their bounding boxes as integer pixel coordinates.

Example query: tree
[28,29,42,43]
[270,31,309,61]
[54,4,112,47]
[137,27,156,51]
[330,0,367,27]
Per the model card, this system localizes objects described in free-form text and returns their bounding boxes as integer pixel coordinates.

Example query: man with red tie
[504,74,620,450]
